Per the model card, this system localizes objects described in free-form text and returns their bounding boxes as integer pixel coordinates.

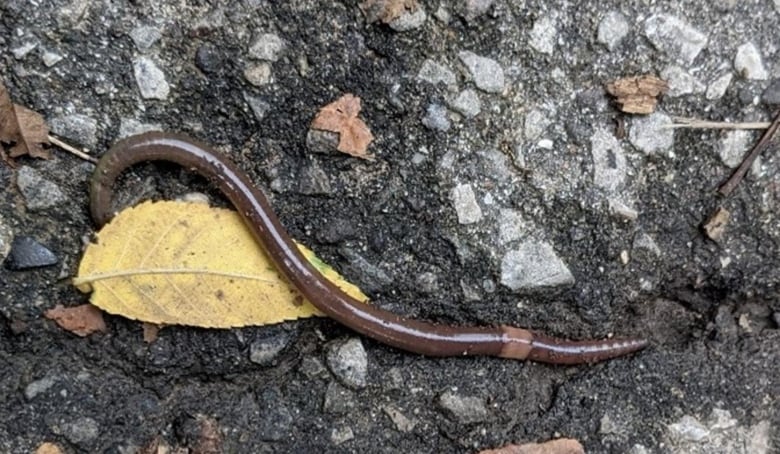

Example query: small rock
[632,233,661,256]
[339,247,392,291]
[0,214,13,262]
[24,376,57,400]
[417,59,457,86]
[195,43,224,74]
[437,391,489,424]
[500,241,575,290]
[598,11,629,51]
[383,405,416,432]
[600,414,619,435]
[450,184,483,224]
[529,15,557,55]
[608,199,639,220]
[708,408,738,431]
[434,4,451,23]
[421,103,451,131]
[390,8,427,31]
[416,271,439,294]
[306,129,340,154]
[718,130,752,168]
[735,42,768,80]
[300,357,327,379]
[458,51,505,93]
[448,89,481,118]
[497,209,529,244]
[706,72,733,100]
[703,207,730,241]
[244,62,273,86]
[12,41,38,59]
[16,166,67,211]
[524,108,553,140]
[323,382,357,415]
[41,50,64,67]
[591,127,627,192]
[762,79,780,104]
[129,25,162,51]
[133,56,170,100]
[243,92,271,122]
[643,14,708,66]
[61,417,100,445]
[460,0,494,22]
[629,111,674,155]
[118,118,162,138]
[668,415,710,442]
[249,332,291,365]
[255,388,293,441]
[5,236,58,270]
[298,162,332,195]
[248,33,285,62]
[326,338,368,389]
[661,65,706,97]
[49,114,98,148]
[330,425,354,445]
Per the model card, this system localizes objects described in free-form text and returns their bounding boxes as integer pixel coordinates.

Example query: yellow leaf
[74,200,368,328]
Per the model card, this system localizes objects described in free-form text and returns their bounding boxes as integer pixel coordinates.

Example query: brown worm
[90,132,647,364]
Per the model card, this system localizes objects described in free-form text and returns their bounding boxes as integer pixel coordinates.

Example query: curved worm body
[90,132,647,364]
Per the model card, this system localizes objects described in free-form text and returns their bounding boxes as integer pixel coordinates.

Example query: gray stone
[383,405,416,432]
[415,271,439,294]
[118,119,162,138]
[668,415,710,442]
[417,59,456,86]
[16,166,67,210]
[249,332,291,365]
[498,209,529,244]
[326,338,368,389]
[500,241,575,290]
[661,65,705,97]
[450,184,483,224]
[448,89,481,118]
[632,233,661,256]
[458,51,505,93]
[0,214,12,262]
[461,0,494,22]
[323,381,357,415]
[129,25,162,51]
[298,161,332,195]
[643,14,707,66]
[24,376,57,400]
[249,33,285,62]
[339,246,392,291]
[243,92,271,122]
[41,50,64,67]
[49,114,98,148]
[529,15,557,55]
[706,72,733,100]
[438,391,488,424]
[761,79,780,104]
[629,112,674,155]
[306,129,340,154]
[598,11,629,51]
[390,8,427,31]
[718,130,752,168]
[524,108,552,140]
[591,127,626,192]
[300,356,327,379]
[330,425,354,445]
[61,417,99,445]
[244,62,273,86]
[734,42,768,80]
[421,103,450,131]
[12,40,38,59]
[133,56,169,100]
[609,199,639,221]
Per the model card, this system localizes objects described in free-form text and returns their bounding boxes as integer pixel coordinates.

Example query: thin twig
[665,117,771,130]
[718,110,780,197]
[49,135,98,163]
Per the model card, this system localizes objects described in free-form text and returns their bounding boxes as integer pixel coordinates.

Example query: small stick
[666,117,771,130]
[49,135,98,163]
[718,110,780,197]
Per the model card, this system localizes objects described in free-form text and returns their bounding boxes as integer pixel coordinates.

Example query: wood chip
[359,0,419,23]
[606,75,668,114]
[703,207,730,241]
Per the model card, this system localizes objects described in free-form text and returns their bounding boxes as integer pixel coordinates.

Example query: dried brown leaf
[479,438,584,454]
[192,415,222,454]
[703,206,730,241]
[311,94,374,159]
[35,442,64,454]
[606,75,668,114]
[0,81,51,159]
[44,304,107,336]
[142,322,161,343]
[359,0,419,23]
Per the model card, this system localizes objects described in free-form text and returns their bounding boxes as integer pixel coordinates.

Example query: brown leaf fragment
[310,94,374,159]
[479,438,584,454]
[359,0,419,23]
[142,322,161,343]
[703,206,730,241]
[606,75,669,114]
[0,81,51,159]
[44,304,107,336]
[191,416,223,454]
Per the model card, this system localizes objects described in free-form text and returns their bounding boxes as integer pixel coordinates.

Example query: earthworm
[90,132,647,364]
